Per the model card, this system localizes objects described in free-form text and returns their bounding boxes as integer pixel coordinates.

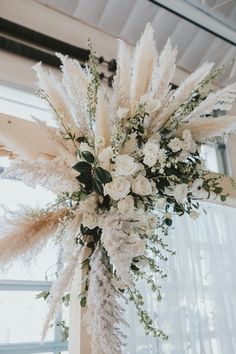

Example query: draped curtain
[125,203,236,354]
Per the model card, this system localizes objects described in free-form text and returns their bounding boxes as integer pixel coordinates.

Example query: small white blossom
[189,141,197,153]
[168,138,182,152]
[157,149,166,164]
[140,94,161,113]
[132,175,152,196]
[117,107,129,119]
[104,177,130,201]
[182,140,192,151]
[190,178,203,193]
[182,129,192,141]
[143,142,160,167]
[190,210,200,220]
[95,136,106,149]
[101,217,146,286]
[178,151,189,161]
[156,198,166,209]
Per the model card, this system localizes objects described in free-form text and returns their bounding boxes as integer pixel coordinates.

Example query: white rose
[172,183,188,203]
[82,212,97,229]
[98,146,113,171]
[168,138,182,152]
[117,195,135,214]
[182,129,192,141]
[132,175,152,196]
[140,94,161,114]
[114,154,138,176]
[104,177,131,201]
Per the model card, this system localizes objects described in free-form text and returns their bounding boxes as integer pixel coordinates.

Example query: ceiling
[36,0,236,83]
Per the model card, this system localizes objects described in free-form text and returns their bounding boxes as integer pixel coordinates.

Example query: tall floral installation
[1,24,236,354]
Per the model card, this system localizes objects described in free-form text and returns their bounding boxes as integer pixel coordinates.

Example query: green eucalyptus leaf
[73,161,92,173]
[95,167,112,184]
[76,136,87,143]
[165,218,172,226]
[220,194,227,202]
[93,178,104,195]
[81,151,95,163]
[80,296,87,307]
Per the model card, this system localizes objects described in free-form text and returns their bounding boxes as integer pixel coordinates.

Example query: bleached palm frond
[56,53,91,135]
[130,24,157,115]
[95,88,111,147]
[41,247,80,341]
[3,157,79,194]
[177,115,236,142]
[0,208,68,266]
[33,63,80,136]
[185,82,236,122]
[152,38,177,103]
[153,62,214,132]
[113,40,132,113]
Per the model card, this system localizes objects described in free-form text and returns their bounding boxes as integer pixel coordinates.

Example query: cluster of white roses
[102,153,153,201]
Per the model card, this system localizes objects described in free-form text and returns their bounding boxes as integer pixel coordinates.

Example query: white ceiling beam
[149,0,236,45]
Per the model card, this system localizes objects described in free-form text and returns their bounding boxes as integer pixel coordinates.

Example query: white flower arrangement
[0,24,236,354]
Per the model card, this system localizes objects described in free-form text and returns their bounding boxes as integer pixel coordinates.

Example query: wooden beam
[0,113,57,159]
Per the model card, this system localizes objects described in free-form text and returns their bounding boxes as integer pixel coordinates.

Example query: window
[0,85,68,354]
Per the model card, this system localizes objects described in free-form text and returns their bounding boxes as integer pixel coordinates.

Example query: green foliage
[36,290,50,301]
[81,151,95,164]
[95,167,112,184]
[56,320,69,342]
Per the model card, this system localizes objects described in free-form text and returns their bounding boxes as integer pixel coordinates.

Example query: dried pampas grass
[113,40,131,112]
[41,246,81,341]
[33,63,80,136]
[153,62,214,131]
[177,115,236,142]
[152,38,177,103]
[130,24,157,115]
[0,208,69,266]
[3,157,79,194]
[56,53,91,136]
[186,82,236,121]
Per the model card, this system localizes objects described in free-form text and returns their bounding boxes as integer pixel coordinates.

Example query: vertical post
[69,262,91,354]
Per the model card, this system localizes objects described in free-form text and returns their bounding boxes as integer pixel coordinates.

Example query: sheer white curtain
[125,203,236,354]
